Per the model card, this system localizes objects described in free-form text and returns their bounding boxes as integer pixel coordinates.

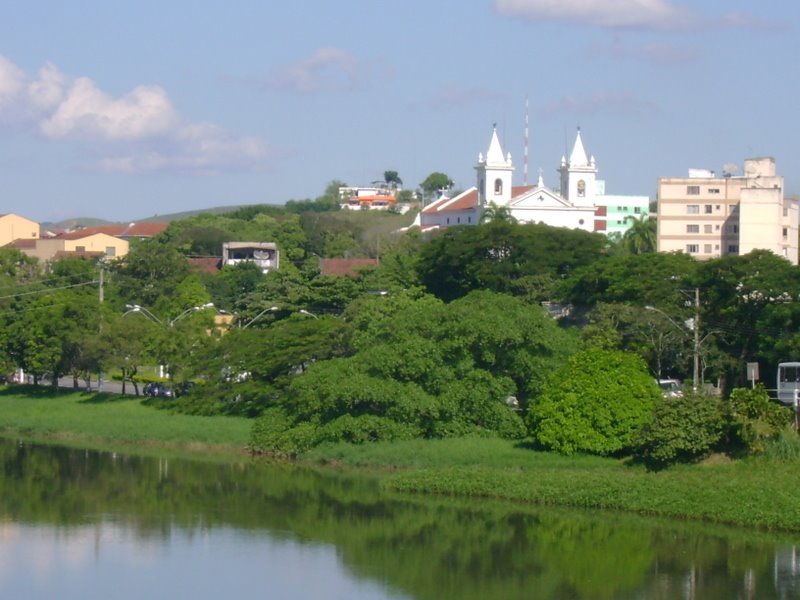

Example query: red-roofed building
[319,258,379,277]
[63,222,167,240]
[408,127,646,234]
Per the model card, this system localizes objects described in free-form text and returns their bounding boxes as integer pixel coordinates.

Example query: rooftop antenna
[524,97,529,186]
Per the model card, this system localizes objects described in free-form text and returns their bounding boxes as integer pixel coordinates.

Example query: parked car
[143,382,173,398]
[657,378,683,398]
[173,381,196,397]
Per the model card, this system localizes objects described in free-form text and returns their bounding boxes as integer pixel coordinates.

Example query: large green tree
[528,348,660,455]
[417,221,606,302]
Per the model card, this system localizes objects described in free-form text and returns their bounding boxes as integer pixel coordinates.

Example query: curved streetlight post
[645,303,699,391]
[169,302,215,327]
[241,306,279,329]
[123,303,215,379]
[298,309,319,319]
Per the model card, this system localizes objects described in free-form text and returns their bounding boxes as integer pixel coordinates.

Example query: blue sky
[0,0,796,223]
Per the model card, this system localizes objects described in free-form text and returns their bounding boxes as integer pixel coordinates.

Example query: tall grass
[308,437,800,532]
[0,386,251,452]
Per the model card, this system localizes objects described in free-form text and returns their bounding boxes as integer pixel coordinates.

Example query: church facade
[412,127,648,234]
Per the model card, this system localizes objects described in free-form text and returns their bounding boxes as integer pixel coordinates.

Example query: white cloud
[28,62,67,111]
[494,0,694,29]
[266,47,361,93]
[0,54,270,174]
[40,78,179,141]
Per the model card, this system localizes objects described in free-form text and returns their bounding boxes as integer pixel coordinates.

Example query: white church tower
[475,125,514,207]
[559,128,597,208]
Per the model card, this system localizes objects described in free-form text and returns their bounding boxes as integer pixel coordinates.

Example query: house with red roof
[409,127,646,234]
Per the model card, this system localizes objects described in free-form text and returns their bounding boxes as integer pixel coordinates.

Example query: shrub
[727,385,793,454]
[249,408,320,457]
[317,414,420,445]
[633,391,726,470]
[527,349,659,455]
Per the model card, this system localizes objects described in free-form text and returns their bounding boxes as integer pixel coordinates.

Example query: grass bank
[305,437,800,532]
[3,386,800,532]
[0,386,251,457]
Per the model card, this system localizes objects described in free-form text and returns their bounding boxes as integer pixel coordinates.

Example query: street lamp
[298,309,319,319]
[124,304,163,326]
[645,301,700,391]
[241,306,279,329]
[169,302,215,327]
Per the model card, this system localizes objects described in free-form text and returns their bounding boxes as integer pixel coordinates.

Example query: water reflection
[0,438,799,599]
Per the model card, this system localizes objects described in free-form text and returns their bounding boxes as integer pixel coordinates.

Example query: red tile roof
[60,223,168,239]
[320,258,379,277]
[4,238,37,249]
[188,257,222,274]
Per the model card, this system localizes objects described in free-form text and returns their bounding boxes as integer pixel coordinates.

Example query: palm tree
[622,214,656,254]
[383,170,403,189]
[480,201,517,224]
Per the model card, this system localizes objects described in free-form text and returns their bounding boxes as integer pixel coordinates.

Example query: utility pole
[98,263,104,304]
[692,287,700,392]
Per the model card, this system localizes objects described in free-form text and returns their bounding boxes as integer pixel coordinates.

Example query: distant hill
[44,203,282,229]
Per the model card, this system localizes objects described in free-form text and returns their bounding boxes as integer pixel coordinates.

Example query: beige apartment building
[0,213,40,247]
[657,158,799,265]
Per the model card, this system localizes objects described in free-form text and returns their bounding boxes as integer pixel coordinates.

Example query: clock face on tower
[577,180,586,197]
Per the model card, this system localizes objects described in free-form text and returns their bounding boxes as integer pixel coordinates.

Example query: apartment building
[657,158,798,265]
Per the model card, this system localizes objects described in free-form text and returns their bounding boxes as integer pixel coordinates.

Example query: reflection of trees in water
[0,439,796,600]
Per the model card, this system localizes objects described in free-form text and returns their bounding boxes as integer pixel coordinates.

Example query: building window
[727,245,739,254]
[687,186,700,195]
[709,188,720,194]
[704,244,712,253]
[783,227,788,239]
[446,218,450,225]
[686,244,699,254]
[704,205,713,214]
[577,180,586,197]
[715,225,721,231]
[457,217,461,224]
[634,207,641,214]
[468,216,472,223]
[75,246,85,252]
[686,224,700,233]
[784,207,789,217]
[704,224,712,234]
[494,179,503,194]
[105,247,116,257]
[687,205,700,214]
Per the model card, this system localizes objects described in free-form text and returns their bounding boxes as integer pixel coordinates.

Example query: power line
[0,280,98,301]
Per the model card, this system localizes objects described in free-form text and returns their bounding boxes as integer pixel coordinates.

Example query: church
[412,127,648,234]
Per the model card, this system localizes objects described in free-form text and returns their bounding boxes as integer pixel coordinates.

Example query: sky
[0,0,797,223]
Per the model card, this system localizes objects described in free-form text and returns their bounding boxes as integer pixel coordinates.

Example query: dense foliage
[527,349,660,455]
[2,179,800,464]
[633,391,727,470]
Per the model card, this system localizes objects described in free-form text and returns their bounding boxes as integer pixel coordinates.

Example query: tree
[621,214,656,254]
[420,172,453,199]
[527,348,660,455]
[479,202,517,224]
[417,221,606,302]
[383,170,402,189]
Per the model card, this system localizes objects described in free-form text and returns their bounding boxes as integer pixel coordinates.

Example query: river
[0,438,798,599]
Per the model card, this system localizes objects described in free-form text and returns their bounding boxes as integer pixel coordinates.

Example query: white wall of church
[510,207,596,232]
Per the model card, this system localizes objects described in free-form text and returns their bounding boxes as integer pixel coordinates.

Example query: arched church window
[577,180,586,197]
[494,178,503,194]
